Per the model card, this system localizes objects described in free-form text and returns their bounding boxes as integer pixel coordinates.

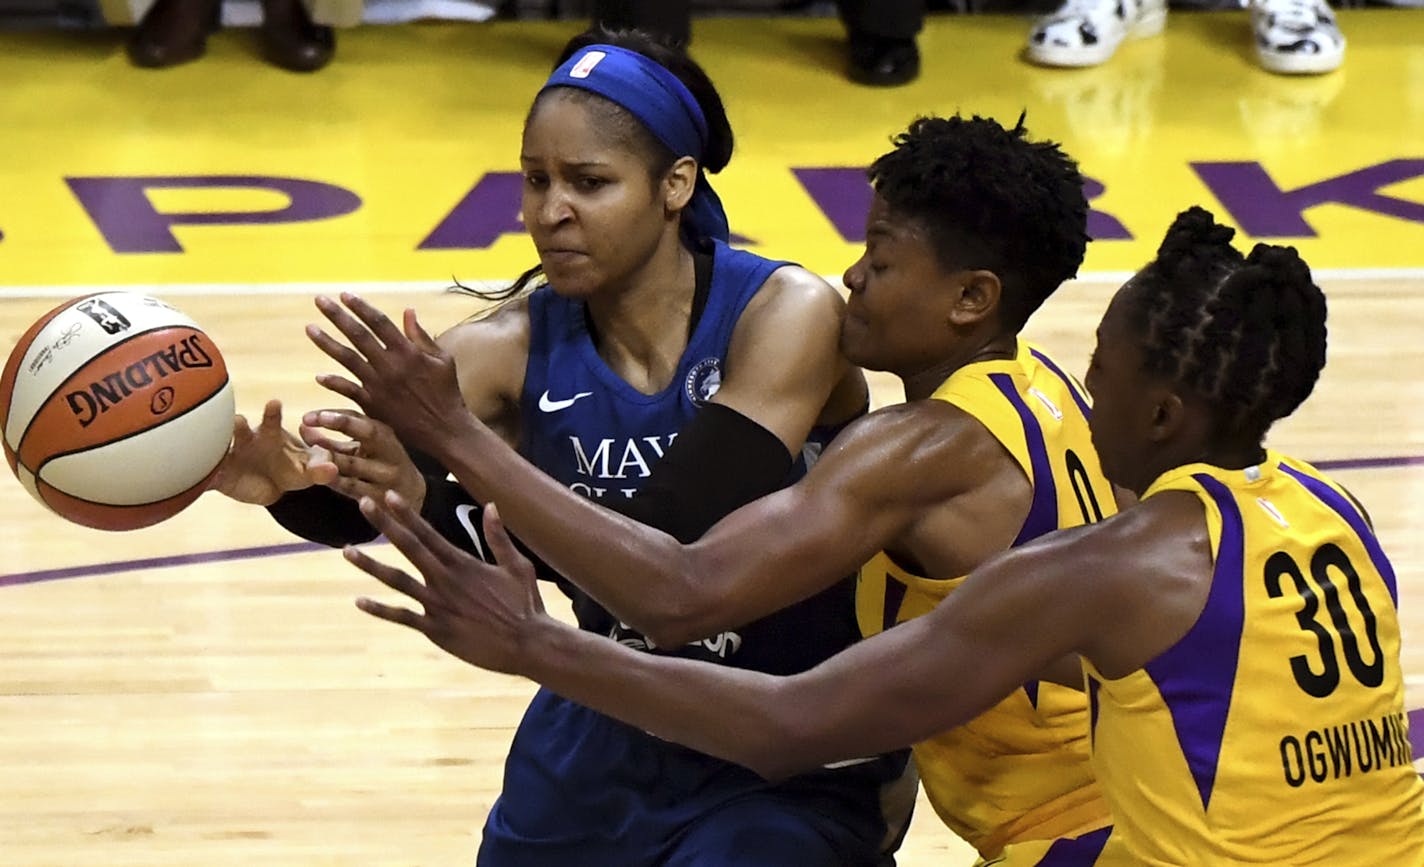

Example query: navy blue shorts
[477,688,911,866]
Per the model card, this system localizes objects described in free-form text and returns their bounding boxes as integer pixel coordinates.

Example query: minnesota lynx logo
[684,357,722,405]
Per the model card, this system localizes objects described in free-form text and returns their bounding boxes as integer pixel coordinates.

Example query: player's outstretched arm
[308,292,963,647]
[350,491,1179,780]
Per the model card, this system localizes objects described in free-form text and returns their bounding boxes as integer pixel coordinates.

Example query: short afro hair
[867,114,1089,332]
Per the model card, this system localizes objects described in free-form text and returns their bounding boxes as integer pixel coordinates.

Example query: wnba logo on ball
[64,334,215,428]
[76,299,131,335]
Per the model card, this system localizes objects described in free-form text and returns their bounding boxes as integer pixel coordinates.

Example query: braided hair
[1125,206,1328,440]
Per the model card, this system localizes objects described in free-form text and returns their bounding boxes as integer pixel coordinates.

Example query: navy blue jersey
[517,240,861,674]
[479,241,912,866]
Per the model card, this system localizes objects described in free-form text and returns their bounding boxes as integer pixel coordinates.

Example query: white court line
[2,268,1423,300]
[0,281,496,300]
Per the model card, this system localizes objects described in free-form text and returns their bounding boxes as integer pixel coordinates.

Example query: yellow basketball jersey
[855,340,1116,857]
[1084,454,1424,865]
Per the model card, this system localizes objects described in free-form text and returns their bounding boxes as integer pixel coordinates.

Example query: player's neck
[1189,442,1270,474]
[586,241,696,392]
[899,333,1017,401]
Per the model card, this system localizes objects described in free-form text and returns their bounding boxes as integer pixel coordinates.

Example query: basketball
[0,292,235,531]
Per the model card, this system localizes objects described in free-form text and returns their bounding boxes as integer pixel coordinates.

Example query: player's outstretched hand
[306,293,469,456]
[348,494,548,677]
[211,399,338,505]
[299,408,428,511]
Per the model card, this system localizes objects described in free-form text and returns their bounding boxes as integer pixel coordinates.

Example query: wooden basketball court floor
[1,10,1423,866]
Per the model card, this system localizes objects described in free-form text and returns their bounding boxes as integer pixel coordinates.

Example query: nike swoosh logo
[538,390,593,412]
[454,504,488,562]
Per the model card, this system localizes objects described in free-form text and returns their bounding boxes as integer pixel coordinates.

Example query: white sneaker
[1251,0,1346,74]
[1025,0,1167,68]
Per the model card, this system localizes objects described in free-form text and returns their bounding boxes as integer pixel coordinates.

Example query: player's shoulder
[1032,488,1214,610]
[743,263,845,323]
[1065,489,1207,555]
[437,295,531,361]
[720,264,847,379]
[437,296,532,409]
[828,400,1007,489]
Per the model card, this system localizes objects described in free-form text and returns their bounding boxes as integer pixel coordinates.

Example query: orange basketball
[1,292,235,531]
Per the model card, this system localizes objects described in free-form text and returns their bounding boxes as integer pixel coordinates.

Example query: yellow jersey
[855,340,1115,857]
[1084,454,1424,865]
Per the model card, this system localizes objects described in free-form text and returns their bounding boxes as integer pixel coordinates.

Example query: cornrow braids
[866,114,1088,332]
[1126,207,1328,439]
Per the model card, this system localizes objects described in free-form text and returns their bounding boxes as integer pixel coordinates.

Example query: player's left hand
[306,293,469,457]
[210,398,338,505]
[347,493,547,677]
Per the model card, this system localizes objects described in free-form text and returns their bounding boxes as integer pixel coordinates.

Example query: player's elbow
[744,749,811,784]
[634,596,725,651]
[739,702,827,782]
[624,559,733,649]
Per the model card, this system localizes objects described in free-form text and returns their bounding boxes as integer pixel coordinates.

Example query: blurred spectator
[125,0,336,71]
[837,0,923,85]
[1023,0,1347,74]
[592,0,692,44]
[588,0,924,86]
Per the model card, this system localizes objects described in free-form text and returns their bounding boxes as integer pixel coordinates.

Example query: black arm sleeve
[612,401,794,543]
[266,484,378,547]
[264,445,487,550]
[267,405,794,624]
[264,446,564,586]
[409,404,792,555]
[544,401,796,633]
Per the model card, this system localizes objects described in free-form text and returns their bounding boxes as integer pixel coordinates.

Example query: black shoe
[260,0,336,72]
[847,33,921,87]
[127,0,221,68]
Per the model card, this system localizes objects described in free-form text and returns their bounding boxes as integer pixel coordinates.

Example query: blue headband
[541,44,730,243]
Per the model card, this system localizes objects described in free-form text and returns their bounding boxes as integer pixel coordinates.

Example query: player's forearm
[428,413,701,629]
[519,617,814,780]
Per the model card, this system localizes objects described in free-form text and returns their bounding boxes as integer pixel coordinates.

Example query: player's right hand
[349,496,548,677]
[210,399,336,506]
[298,409,428,512]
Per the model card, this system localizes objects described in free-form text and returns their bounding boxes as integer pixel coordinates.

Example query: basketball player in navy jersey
[214,28,911,867]
[310,114,1124,865]
[341,209,1424,864]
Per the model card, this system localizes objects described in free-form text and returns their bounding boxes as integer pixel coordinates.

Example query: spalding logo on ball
[0,292,235,531]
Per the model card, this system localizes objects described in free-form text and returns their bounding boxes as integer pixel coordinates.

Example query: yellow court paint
[0,11,1421,290]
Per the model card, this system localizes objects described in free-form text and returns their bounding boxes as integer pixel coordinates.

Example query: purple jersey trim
[1141,472,1247,813]
[1086,675,1102,750]
[1278,462,1399,607]
[1032,825,1113,865]
[881,576,907,633]
[991,373,1058,547]
[1028,346,1092,420]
